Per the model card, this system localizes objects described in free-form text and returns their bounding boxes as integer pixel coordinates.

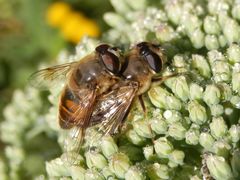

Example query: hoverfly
[29,44,124,153]
[89,42,173,136]
[30,42,174,157]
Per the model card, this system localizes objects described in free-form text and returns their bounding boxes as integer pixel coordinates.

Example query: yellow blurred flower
[46,2,100,43]
[60,12,100,43]
[46,2,72,27]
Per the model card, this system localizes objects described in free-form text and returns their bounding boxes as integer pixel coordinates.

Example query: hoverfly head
[95,44,123,75]
[137,42,167,76]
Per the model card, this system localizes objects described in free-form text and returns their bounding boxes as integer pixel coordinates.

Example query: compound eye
[96,44,121,74]
[95,44,110,54]
[137,42,149,56]
[145,52,162,73]
[101,51,120,74]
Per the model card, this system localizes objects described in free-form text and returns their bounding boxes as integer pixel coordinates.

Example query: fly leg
[152,72,189,86]
[138,95,146,113]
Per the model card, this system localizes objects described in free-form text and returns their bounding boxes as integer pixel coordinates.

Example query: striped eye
[137,42,162,73]
[95,44,121,74]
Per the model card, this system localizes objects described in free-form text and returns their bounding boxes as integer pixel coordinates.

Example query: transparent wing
[89,81,138,145]
[59,87,97,165]
[29,62,77,90]
[61,126,85,166]
[59,87,96,129]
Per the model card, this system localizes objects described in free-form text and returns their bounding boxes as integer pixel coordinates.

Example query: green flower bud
[104,13,126,29]
[210,116,228,139]
[212,140,231,158]
[133,119,154,138]
[208,0,230,15]
[199,132,215,151]
[203,84,221,106]
[227,43,240,64]
[207,49,226,64]
[181,13,201,35]
[156,23,176,43]
[151,108,162,118]
[150,117,168,135]
[223,18,240,44]
[230,95,240,108]
[148,86,181,110]
[185,128,200,145]
[85,168,105,180]
[168,150,185,167]
[101,166,116,180]
[147,163,169,180]
[231,150,240,178]
[165,95,182,110]
[206,154,233,180]
[212,61,231,82]
[162,70,177,89]
[229,125,240,143]
[189,83,204,100]
[204,16,221,35]
[46,158,69,177]
[188,100,207,125]
[210,104,224,117]
[69,166,86,180]
[109,153,131,179]
[168,122,187,140]
[232,71,240,95]
[100,136,118,158]
[61,152,85,167]
[232,3,240,20]
[148,86,169,109]
[189,28,205,49]
[154,137,173,158]
[172,54,188,73]
[218,83,232,101]
[218,34,227,47]
[165,1,182,25]
[125,166,146,180]
[163,110,182,124]
[85,151,107,169]
[171,75,190,101]
[205,35,219,50]
[126,129,146,146]
[143,145,155,161]
[218,13,230,28]
[191,55,211,78]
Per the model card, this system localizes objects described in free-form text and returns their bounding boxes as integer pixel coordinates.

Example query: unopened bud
[147,163,169,179]
[85,168,105,180]
[168,122,187,140]
[85,151,107,169]
[100,135,118,158]
[154,137,173,158]
[206,154,233,180]
[210,116,228,139]
[109,153,131,179]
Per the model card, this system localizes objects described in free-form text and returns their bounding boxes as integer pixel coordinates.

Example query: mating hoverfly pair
[30,42,173,152]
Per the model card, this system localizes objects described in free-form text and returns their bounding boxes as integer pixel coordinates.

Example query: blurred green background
[0,1,112,177]
[0,0,113,116]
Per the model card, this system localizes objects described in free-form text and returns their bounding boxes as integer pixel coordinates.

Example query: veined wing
[59,86,96,129]
[90,81,139,136]
[59,86,97,165]
[29,62,77,90]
